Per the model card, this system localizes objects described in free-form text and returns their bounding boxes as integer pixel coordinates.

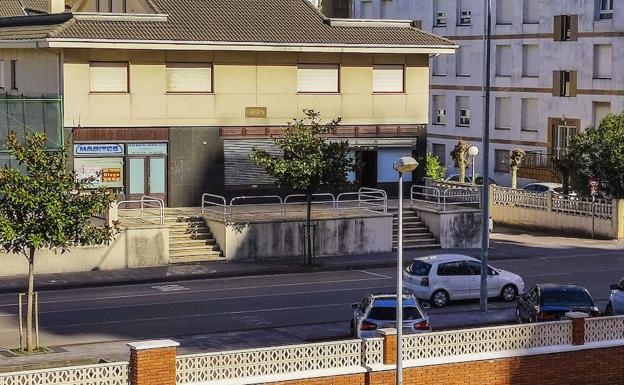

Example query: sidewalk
[0,225,621,294]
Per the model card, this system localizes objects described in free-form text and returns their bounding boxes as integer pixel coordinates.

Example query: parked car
[516,284,600,323]
[349,293,430,338]
[522,182,577,198]
[403,254,524,308]
[446,173,498,186]
[606,278,624,315]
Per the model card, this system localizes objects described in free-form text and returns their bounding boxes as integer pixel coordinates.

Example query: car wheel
[515,308,522,324]
[606,302,613,316]
[431,290,449,308]
[500,284,518,302]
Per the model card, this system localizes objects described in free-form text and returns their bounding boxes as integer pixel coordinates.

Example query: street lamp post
[468,145,479,185]
[392,156,418,385]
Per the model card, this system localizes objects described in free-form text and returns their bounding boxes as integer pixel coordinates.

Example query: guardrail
[410,184,481,211]
[0,361,129,385]
[116,196,165,225]
[200,188,388,222]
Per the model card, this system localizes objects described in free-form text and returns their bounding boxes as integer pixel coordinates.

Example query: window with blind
[432,55,446,76]
[494,149,509,172]
[521,98,538,131]
[432,143,446,166]
[522,45,539,77]
[456,46,470,76]
[495,97,511,130]
[297,64,339,93]
[166,63,212,93]
[593,102,611,127]
[89,62,128,93]
[373,65,404,93]
[523,0,539,24]
[433,95,446,125]
[593,44,612,79]
[496,0,513,24]
[456,96,470,127]
[496,45,512,77]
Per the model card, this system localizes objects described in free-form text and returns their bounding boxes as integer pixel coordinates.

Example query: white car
[403,254,525,308]
[606,278,624,315]
[522,182,577,198]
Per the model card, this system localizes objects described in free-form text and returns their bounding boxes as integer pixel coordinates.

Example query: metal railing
[0,361,129,385]
[492,186,549,211]
[410,184,481,211]
[201,188,388,222]
[116,195,165,225]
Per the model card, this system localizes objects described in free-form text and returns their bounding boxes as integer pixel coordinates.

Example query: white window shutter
[523,45,539,76]
[373,65,404,93]
[521,98,538,130]
[166,63,212,93]
[523,0,539,23]
[497,45,512,76]
[297,64,339,93]
[594,102,611,127]
[496,97,511,129]
[594,45,612,79]
[90,62,128,92]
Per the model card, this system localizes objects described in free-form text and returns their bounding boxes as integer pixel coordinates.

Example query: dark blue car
[515,284,600,323]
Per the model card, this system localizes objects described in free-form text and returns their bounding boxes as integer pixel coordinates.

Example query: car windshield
[553,187,564,194]
[408,261,432,276]
[368,306,423,321]
[541,289,594,307]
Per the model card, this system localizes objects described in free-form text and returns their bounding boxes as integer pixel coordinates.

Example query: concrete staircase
[166,215,223,264]
[390,208,441,250]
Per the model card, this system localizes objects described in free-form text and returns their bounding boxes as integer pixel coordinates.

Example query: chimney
[48,0,65,14]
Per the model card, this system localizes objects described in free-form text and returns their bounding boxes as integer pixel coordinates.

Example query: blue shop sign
[74,144,124,156]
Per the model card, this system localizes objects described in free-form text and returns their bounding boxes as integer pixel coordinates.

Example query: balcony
[517,153,561,183]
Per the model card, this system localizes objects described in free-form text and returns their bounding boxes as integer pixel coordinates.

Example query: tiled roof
[22,0,49,13]
[0,0,26,17]
[0,23,63,40]
[0,0,455,48]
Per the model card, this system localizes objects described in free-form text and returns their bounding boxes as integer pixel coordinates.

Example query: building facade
[0,0,454,206]
[352,0,623,186]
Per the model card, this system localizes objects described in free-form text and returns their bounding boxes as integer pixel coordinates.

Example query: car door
[436,261,471,299]
[465,261,500,298]
[613,281,624,315]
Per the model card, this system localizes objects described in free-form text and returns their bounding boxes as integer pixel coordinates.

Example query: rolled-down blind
[89,62,128,93]
[297,64,339,93]
[373,65,404,93]
[166,63,212,92]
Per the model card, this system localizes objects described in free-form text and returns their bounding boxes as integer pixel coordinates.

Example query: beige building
[0,0,454,206]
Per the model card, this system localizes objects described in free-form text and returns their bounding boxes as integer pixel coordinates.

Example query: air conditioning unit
[459,10,471,25]
[459,109,470,126]
[436,12,448,26]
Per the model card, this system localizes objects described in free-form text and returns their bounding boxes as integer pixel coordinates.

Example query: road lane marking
[356,270,393,279]
[0,286,395,317]
[0,302,355,332]
[0,276,390,308]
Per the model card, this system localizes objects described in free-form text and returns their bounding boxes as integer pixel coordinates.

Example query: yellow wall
[63,49,430,127]
[0,48,60,96]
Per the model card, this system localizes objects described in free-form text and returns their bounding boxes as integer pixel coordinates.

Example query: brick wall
[261,346,624,385]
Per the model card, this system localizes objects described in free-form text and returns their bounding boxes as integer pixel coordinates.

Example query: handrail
[410,184,480,211]
[117,196,165,225]
[201,193,228,220]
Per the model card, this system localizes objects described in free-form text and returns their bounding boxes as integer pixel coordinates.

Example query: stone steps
[165,215,223,263]
[390,208,440,251]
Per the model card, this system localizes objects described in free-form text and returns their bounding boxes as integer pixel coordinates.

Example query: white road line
[0,302,354,333]
[356,270,393,279]
[0,285,394,317]
[0,276,388,308]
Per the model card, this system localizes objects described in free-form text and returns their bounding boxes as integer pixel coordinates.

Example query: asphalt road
[0,249,623,351]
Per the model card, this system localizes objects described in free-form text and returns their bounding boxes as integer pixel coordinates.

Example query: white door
[436,261,472,300]
[465,261,500,298]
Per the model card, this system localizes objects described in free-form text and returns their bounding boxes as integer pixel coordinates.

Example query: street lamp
[392,156,418,385]
[468,145,479,185]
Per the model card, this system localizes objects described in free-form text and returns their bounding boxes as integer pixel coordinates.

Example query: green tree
[425,152,446,180]
[250,110,355,265]
[567,112,624,198]
[508,148,526,189]
[0,133,116,352]
[450,140,469,183]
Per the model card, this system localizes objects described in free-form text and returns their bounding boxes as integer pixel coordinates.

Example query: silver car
[349,293,431,338]
[606,278,624,315]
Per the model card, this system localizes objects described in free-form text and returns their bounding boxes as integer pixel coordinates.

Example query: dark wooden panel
[73,127,169,142]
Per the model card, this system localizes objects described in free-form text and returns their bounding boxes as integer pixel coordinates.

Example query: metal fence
[116,195,165,225]
[201,187,388,222]
[410,184,481,211]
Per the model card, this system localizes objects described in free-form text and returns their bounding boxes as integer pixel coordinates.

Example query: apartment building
[0,0,454,206]
[352,0,623,185]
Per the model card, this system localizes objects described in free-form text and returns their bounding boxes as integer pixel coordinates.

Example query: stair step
[169,227,211,234]
[170,243,219,252]
[393,233,436,240]
[393,238,438,245]
[170,254,224,264]
[170,248,222,257]
[169,238,216,246]
[392,243,442,250]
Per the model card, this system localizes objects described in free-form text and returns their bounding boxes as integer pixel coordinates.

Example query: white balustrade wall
[0,362,128,385]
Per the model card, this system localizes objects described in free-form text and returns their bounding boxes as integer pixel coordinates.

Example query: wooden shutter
[553,15,562,41]
[569,71,577,96]
[570,15,579,41]
[552,71,561,96]
[297,64,339,93]
[89,62,128,93]
[166,63,212,93]
[373,65,404,93]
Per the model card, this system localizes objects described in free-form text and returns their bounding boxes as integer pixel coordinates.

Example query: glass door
[127,156,167,205]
